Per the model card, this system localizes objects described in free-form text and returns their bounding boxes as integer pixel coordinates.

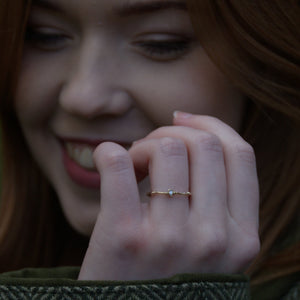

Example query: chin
[67,213,96,237]
[54,183,100,238]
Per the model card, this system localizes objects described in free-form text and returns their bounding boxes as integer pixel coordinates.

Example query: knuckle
[194,133,223,155]
[158,137,186,157]
[233,235,261,269]
[249,237,261,258]
[101,149,131,173]
[233,143,256,165]
[113,228,144,258]
[198,229,228,257]
[206,237,227,257]
[155,229,184,255]
[243,235,261,259]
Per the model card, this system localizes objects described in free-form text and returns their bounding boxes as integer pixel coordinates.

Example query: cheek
[126,52,245,129]
[14,52,62,126]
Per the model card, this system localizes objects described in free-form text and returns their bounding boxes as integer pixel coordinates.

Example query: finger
[79,143,142,281]
[94,142,141,223]
[129,137,190,225]
[174,113,259,230]
[133,130,228,228]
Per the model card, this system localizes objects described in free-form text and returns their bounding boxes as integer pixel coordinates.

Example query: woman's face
[15,0,245,235]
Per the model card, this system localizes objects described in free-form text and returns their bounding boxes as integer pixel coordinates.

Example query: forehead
[32,0,187,17]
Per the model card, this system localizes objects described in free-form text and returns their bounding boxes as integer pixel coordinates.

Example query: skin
[14,0,260,280]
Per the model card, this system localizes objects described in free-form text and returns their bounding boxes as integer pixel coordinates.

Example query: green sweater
[0,267,299,299]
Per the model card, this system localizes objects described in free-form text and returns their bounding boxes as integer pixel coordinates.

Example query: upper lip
[58,136,134,148]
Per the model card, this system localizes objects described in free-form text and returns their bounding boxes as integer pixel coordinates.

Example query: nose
[59,43,132,119]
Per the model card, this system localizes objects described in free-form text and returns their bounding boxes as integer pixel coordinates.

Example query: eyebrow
[115,1,187,16]
[33,0,187,16]
[32,0,65,13]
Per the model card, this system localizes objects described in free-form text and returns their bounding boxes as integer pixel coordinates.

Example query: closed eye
[133,36,193,61]
[25,27,71,51]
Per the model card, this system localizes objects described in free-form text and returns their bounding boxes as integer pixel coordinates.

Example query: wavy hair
[187,0,300,284]
[0,0,77,271]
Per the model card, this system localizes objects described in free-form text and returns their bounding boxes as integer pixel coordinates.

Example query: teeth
[66,143,96,170]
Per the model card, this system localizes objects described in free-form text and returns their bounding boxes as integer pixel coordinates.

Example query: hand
[78,113,260,280]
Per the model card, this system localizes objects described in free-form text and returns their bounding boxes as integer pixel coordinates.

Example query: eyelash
[25,28,192,60]
[25,28,69,50]
[134,39,192,60]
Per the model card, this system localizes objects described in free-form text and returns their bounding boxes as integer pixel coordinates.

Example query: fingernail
[132,138,144,146]
[173,111,193,119]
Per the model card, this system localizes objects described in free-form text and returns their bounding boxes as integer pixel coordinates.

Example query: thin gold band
[147,189,191,198]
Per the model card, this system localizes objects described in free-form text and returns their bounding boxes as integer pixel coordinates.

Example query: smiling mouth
[61,139,133,189]
[64,140,132,171]
[65,142,96,170]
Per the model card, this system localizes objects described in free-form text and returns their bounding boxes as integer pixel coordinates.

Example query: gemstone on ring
[168,189,174,197]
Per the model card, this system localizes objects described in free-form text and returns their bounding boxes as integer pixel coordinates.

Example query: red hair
[0,0,84,270]
[187,0,300,284]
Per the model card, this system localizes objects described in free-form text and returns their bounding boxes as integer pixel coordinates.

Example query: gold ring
[147,189,191,198]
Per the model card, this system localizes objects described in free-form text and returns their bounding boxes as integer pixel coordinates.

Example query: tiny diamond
[168,189,174,197]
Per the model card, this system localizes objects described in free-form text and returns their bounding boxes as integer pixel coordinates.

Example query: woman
[0,0,299,299]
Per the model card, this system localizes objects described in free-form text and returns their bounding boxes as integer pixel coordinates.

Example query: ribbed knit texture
[0,267,250,299]
[0,281,248,299]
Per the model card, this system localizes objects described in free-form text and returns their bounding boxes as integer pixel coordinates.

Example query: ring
[147,189,191,198]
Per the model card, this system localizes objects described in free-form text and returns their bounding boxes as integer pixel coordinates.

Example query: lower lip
[62,145,100,189]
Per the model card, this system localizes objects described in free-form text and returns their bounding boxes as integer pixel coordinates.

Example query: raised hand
[79,112,260,280]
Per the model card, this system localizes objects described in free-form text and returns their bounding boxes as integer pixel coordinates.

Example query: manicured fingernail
[173,111,193,119]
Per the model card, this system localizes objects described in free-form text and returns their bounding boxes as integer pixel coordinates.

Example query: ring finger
[130,137,190,226]
[142,126,228,229]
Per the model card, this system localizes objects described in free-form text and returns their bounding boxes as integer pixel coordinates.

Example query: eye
[133,34,193,61]
[25,26,71,51]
